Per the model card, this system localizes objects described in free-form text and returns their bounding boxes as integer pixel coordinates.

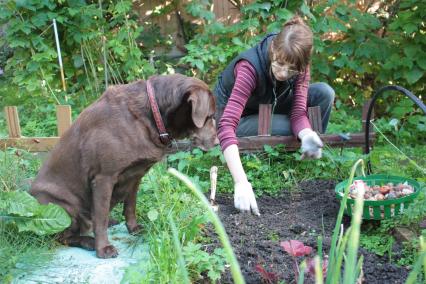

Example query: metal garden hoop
[364,85,426,174]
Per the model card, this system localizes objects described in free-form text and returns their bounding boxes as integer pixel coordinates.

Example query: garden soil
[206,180,409,284]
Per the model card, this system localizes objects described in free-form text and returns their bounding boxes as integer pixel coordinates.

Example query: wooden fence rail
[1,103,375,153]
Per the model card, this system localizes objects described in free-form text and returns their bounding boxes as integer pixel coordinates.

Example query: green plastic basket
[335,174,421,220]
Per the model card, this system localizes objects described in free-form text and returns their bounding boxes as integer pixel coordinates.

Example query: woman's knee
[312,82,335,104]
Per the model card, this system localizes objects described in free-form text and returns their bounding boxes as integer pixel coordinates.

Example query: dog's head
[160,75,218,151]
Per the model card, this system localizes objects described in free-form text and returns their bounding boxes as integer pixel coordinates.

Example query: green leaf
[231,37,244,46]
[300,2,315,21]
[242,2,272,13]
[328,18,347,32]
[147,209,159,222]
[2,191,38,217]
[72,54,84,68]
[403,23,417,34]
[416,56,426,70]
[194,59,204,72]
[404,68,423,84]
[335,5,348,15]
[31,13,49,27]
[404,45,420,58]
[333,56,347,68]
[15,203,71,235]
[0,191,71,235]
[317,59,330,75]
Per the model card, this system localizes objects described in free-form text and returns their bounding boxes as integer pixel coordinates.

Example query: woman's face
[270,60,299,81]
[269,43,300,81]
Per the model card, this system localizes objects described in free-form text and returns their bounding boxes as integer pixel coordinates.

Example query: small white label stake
[209,166,218,212]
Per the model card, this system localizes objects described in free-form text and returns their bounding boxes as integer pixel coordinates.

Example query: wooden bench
[1,103,375,153]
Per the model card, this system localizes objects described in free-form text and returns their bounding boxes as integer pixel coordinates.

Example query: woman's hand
[223,145,260,216]
[298,128,323,159]
[234,181,260,216]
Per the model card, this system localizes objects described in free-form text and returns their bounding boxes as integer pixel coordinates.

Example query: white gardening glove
[234,181,260,216]
[298,128,324,160]
[224,145,260,216]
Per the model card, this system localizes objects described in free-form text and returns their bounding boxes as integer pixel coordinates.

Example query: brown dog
[30,74,218,258]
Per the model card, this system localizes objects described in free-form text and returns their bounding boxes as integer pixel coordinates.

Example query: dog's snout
[214,136,219,146]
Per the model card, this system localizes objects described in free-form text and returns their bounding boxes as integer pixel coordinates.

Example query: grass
[121,162,227,283]
[0,224,56,282]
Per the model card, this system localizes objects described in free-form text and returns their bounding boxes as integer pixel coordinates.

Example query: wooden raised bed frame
[1,102,375,153]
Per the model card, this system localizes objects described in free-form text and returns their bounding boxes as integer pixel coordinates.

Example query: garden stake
[52,19,67,93]
[209,166,219,212]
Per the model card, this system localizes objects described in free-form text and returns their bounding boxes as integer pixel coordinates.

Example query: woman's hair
[269,15,313,72]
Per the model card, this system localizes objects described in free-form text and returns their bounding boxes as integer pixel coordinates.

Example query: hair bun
[284,15,305,27]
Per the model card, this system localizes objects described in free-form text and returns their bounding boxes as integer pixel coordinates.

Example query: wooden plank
[362,99,374,132]
[258,104,272,136]
[165,132,376,153]
[1,132,376,153]
[5,106,22,138]
[0,137,60,152]
[308,106,323,133]
[56,105,72,136]
[237,132,376,152]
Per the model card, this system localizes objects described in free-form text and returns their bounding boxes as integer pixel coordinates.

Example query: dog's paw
[80,236,95,251]
[127,224,143,235]
[96,245,119,258]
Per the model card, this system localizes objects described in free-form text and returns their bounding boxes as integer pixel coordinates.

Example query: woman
[214,16,335,215]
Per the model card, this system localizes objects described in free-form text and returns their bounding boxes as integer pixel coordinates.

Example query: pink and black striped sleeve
[290,64,312,137]
[217,60,257,151]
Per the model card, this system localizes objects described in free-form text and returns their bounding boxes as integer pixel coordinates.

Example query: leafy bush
[0,0,155,110]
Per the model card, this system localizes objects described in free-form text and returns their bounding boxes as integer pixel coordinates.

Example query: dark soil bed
[206,180,409,284]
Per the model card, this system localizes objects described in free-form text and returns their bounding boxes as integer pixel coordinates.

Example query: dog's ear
[187,89,210,128]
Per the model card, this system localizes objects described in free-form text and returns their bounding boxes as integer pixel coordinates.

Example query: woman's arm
[290,64,312,137]
[217,60,257,151]
[218,60,260,215]
[290,64,324,159]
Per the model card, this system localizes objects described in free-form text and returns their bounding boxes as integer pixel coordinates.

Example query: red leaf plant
[255,264,279,284]
[280,240,313,280]
[280,240,313,257]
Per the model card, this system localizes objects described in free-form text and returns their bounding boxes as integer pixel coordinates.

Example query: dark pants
[235,82,335,136]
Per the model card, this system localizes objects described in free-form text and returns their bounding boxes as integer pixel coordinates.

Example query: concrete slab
[11,223,149,284]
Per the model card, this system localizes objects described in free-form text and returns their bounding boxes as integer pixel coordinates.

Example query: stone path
[12,223,149,284]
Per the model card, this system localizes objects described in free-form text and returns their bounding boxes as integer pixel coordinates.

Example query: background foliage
[0,0,424,140]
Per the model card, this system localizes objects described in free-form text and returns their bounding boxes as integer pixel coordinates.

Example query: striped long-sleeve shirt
[218,60,312,151]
